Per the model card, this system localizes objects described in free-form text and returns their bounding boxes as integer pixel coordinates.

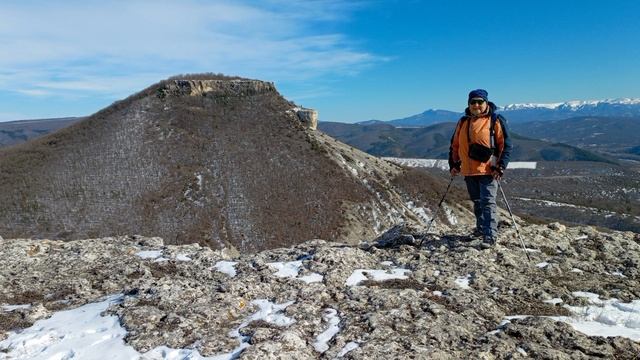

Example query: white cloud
[0,0,380,98]
[16,89,51,96]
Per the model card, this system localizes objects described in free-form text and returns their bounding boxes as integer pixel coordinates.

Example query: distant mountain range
[510,116,640,161]
[0,117,82,148]
[362,98,640,126]
[2,98,637,164]
[318,121,615,163]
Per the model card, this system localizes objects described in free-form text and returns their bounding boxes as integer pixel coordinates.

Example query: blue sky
[1,0,638,123]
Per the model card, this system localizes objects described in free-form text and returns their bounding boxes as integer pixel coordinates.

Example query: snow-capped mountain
[368,98,640,127]
[501,98,640,111]
[499,98,640,122]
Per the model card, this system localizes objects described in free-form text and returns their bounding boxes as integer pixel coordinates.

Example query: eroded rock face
[295,108,318,130]
[1,223,639,358]
[160,79,277,97]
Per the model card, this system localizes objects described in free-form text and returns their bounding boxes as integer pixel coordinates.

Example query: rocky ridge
[1,222,639,359]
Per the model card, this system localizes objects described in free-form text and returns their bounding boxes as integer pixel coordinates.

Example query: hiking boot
[480,236,496,249]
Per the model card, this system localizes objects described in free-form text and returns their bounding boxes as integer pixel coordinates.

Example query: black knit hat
[468,89,488,102]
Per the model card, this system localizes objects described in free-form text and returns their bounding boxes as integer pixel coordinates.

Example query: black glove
[491,165,504,179]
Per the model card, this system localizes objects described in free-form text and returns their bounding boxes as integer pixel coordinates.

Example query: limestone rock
[1,224,639,358]
[161,79,276,97]
[295,108,318,130]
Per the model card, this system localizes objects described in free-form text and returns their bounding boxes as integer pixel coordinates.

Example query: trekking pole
[497,180,531,262]
[419,176,454,247]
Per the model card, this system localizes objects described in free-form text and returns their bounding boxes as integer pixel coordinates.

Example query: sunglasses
[469,99,486,105]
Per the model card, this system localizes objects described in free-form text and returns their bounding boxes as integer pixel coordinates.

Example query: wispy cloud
[16,89,50,96]
[0,0,381,100]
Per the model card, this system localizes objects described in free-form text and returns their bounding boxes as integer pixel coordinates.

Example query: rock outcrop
[159,79,277,97]
[295,107,318,130]
[0,74,461,252]
[1,222,639,358]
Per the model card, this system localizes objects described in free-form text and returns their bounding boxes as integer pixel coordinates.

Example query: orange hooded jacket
[449,112,507,176]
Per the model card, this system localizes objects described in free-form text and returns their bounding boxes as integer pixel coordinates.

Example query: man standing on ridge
[448,89,512,247]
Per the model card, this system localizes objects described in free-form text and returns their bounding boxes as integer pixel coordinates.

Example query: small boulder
[547,222,566,232]
[371,223,424,248]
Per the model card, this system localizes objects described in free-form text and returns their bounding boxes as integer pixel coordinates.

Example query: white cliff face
[295,107,318,130]
[1,223,640,358]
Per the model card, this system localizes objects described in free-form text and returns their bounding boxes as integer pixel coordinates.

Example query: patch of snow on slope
[0,295,254,359]
[443,204,458,225]
[299,273,324,284]
[0,295,138,359]
[455,274,472,289]
[135,250,163,259]
[543,298,563,305]
[214,261,238,277]
[2,304,31,312]
[551,292,640,341]
[175,254,191,262]
[345,268,411,286]
[313,308,341,353]
[267,261,303,278]
[337,341,359,357]
[383,158,537,170]
[405,201,432,223]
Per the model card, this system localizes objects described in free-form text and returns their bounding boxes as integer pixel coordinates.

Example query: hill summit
[0,74,459,252]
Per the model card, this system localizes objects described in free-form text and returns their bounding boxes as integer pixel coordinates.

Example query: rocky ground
[1,221,640,359]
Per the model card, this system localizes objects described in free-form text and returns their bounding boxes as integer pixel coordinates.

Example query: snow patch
[135,250,163,260]
[454,274,471,289]
[214,261,238,277]
[345,268,411,286]
[543,298,563,305]
[267,261,303,278]
[551,292,640,341]
[443,204,458,225]
[2,304,31,312]
[223,299,296,359]
[299,273,324,284]
[536,262,550,268]
[383,157,537,170]
[337,341,359,357]
[0,295,221,359]
[175,254,191,262]
[313,308,341,353]
[405,201,432,223]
